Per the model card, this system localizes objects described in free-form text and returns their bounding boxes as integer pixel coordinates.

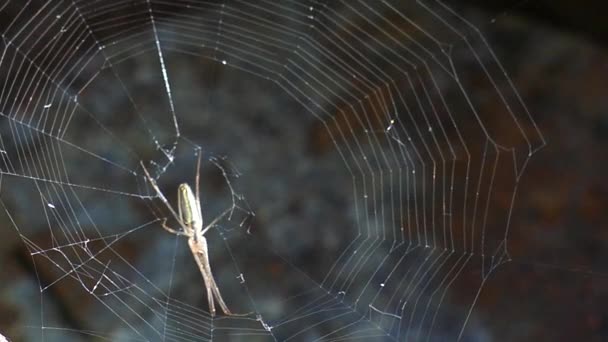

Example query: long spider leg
[205,260,252,317]
[200,207,233,236]
[189,238,217,317]
[203,268,216,317]
[140,161,191,234]
[207,265,232,315]
[160,218,187,236]
[190,237,235,316]
[199,250,232,315]
[195,150,202,210]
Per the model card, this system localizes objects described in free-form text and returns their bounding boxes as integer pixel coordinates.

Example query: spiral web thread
[0,0,545,341]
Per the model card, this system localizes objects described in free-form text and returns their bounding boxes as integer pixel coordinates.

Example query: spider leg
[200,206,233,236]
[200,257,216,317]
[195,150,202,208]
[189,237,235,316]
[140,161,191,234]
[189,238,221,316]
[205,254,252,316]
[205,274,216,317]
[207,264,232,316]
[160,218,187,236]
[191,249,216,316]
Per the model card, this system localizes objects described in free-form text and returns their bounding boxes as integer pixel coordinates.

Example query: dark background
[0,1,606,341]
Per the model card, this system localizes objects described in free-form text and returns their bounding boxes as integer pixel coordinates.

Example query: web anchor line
[0,0,544,341]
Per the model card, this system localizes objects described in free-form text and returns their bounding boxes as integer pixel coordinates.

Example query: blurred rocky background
[0,1,606,341]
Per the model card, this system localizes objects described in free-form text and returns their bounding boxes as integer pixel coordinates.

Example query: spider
[140,153,242,317]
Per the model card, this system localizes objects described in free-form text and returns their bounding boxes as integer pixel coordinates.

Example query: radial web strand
[0,1,545,341]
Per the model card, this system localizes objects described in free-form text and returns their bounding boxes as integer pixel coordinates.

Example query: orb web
[0,0,545,341]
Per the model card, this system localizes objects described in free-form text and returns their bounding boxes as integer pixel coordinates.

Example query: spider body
[141,154,240,317]
[177,183,201,235]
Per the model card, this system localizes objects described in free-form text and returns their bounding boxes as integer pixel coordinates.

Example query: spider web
[0,0,546,341]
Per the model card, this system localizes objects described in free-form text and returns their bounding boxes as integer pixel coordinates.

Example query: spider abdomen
[178,183,203,231]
